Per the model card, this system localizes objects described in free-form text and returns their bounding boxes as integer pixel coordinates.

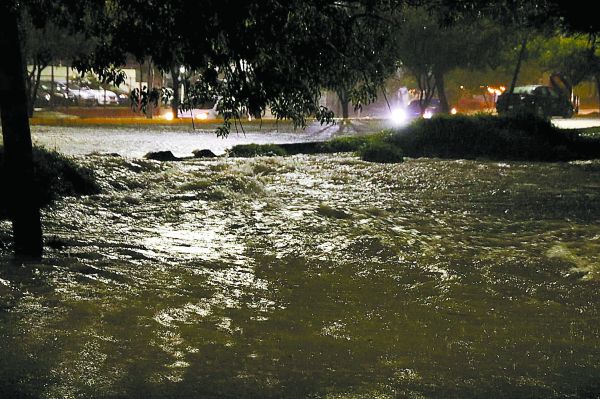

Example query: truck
[496,74,579,119]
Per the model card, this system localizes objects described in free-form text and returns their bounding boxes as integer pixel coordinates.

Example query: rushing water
[1,126,600,398]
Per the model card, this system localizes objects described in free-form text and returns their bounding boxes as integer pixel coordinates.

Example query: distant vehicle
[496,85,575,119]
[53,81,79,104]
[67,83,98,106]
[110,87,130,105]
[177,100,220,120]
[36,82,72,106]
[389,98,456,125]
[407,98,442,119]
[33,89,52,107]
[93,88,119,105]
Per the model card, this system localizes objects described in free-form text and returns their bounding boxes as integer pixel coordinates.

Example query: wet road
[29,121,382,158]
[552,117,600,129]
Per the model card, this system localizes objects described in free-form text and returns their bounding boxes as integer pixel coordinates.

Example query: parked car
[93,88,119,105]
[67,83,99,105]
[36,82,73,107]
[33,89,52,108]
[53,81,79,104]
[496,85,575,118]
[110,87,131,105]
[177,100,220,120]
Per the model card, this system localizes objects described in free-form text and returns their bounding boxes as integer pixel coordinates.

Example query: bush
[228,133,389,158]
[228,143,287,157]
[359,141,404,163]
[317,135,383,153]
[0,146,100,219]
[389,114,600,161]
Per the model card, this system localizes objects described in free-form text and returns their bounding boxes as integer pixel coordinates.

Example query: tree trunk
[146,60,153,119]
[30,66,43,117]
[25,66,36,117]
[595,74,600,113]
[509,37,528,95]
[171,64,180,119]
[434,68,450,113]
[0,7,44,257]
[338,89,350,120]
[66,66,70,109]
[416,72,436,115]
[50,64,55,109]
[138,61,143,112]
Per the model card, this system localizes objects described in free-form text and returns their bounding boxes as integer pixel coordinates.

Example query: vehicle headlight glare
[390,108,406,124]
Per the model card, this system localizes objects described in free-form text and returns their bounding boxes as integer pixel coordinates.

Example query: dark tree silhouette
[0,4,42,256]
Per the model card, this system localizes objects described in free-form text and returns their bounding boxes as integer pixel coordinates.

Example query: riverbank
[0,146,99,221]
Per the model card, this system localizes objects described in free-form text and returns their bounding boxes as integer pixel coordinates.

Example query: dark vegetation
[0,146,99,219]
[359,140,405,163]
[227,115,600,163]
[391,114,600,161]
[228,143,288,157]
[228,134,399,162]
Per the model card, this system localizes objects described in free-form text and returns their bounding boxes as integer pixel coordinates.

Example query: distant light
[195,112,209,120]
[390,108,407,125]
[450,107,458,115]
[487,86,507,96]
[163,111,174,121]
[423,110,434,119]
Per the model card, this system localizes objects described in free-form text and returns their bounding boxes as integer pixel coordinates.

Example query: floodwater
[1,125,600,398]
[27,121,382,157]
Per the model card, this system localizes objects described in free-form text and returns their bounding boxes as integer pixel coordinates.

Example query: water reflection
[1,153,600,398]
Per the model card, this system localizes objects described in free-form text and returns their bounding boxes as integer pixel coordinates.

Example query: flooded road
[1,126,600,397]
[28,121,381,157]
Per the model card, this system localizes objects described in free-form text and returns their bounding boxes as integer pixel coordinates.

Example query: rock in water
[193,149,217,158]
[144,151,179,161]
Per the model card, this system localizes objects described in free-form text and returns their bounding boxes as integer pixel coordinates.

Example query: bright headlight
[390,108,406,124]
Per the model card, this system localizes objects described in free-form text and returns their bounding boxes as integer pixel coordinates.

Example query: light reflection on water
[1,152,600,398]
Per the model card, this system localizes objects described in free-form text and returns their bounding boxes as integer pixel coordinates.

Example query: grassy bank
[0,146,100,219]
[228,114,600,162]
[229,133,403,163]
